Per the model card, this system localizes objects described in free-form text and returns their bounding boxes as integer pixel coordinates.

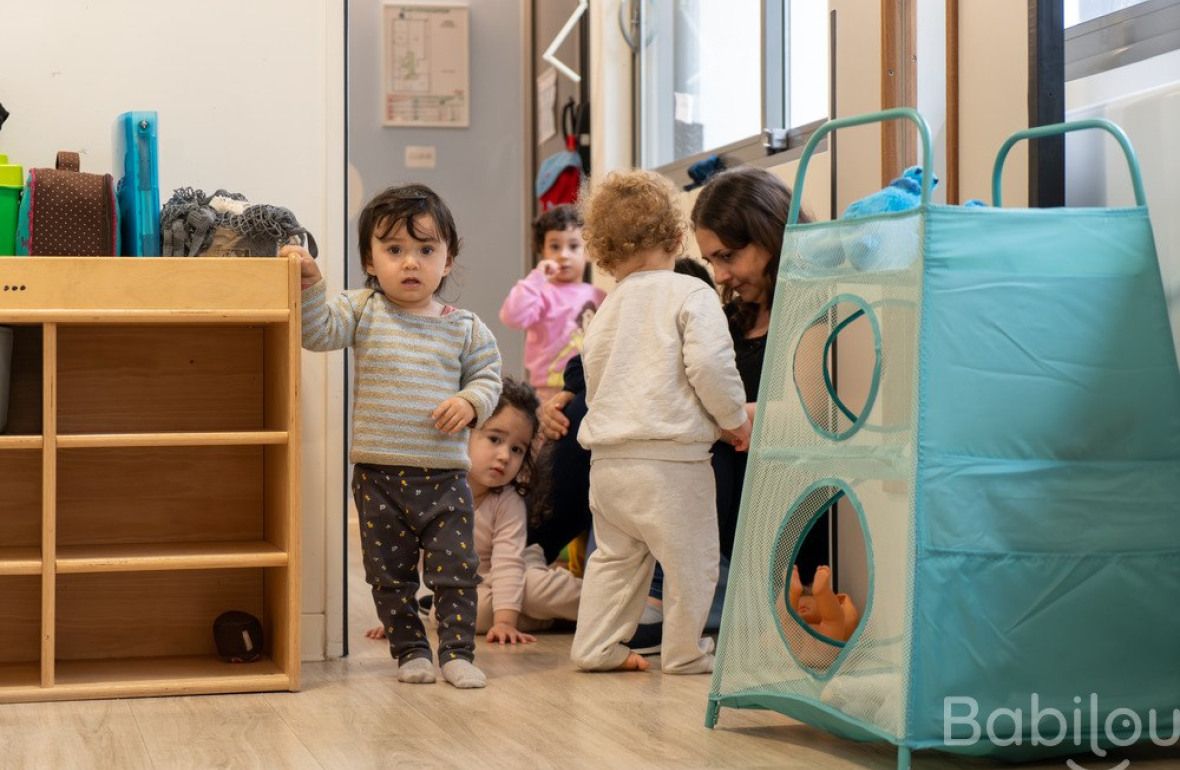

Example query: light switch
[405,145,437,169]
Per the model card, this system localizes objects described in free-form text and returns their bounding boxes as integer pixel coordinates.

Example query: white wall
[589,0,633,184]
[1066,49,1180,362]
[916,0,947,204]
[0,1,346,662]
[830,0,884,211]
[957,0,1029,205]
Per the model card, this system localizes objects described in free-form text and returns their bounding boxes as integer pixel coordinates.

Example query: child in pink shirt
[500,205,605,403]
[467,378,581,642]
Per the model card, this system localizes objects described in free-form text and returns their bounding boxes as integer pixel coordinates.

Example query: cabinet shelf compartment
[56,324,292,435]
[57,445,292,564]
[55,567,294,699]
[0,450,42,575]
[0,577,41,691]
[0,324,43,437]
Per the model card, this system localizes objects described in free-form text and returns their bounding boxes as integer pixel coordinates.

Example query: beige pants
[571,457,719,674]
[476,544,582,634]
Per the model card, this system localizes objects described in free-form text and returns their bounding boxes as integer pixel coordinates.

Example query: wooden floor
[1,520,1177,769]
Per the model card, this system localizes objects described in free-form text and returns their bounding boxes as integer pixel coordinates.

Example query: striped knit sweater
[301,281,502,469]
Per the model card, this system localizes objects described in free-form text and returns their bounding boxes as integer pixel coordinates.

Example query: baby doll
[789,564,860,642]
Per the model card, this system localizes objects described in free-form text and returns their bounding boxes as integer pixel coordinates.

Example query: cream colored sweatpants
[571,457,719,674]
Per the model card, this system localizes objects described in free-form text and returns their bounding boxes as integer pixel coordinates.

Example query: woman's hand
[486,623,536,645]
[539,390,574,440]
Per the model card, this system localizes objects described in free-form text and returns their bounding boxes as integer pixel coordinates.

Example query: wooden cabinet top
[0,256,298,321]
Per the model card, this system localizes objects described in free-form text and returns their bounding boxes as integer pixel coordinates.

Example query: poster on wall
[382,2,470,128]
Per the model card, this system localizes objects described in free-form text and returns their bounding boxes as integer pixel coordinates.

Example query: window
[1065,0,1180,79]
[1065,0,1155,26]
[629,0,829,171]
[785,1,830,129]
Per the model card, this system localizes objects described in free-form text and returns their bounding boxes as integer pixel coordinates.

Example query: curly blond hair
[581,169,684,276]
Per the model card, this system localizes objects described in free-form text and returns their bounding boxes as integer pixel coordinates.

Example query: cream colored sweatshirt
[577,270,747,462]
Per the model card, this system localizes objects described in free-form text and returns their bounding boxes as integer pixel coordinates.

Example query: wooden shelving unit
[0,256,300,703]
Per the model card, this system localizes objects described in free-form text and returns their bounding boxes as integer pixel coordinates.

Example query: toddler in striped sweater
[284,184,502,688]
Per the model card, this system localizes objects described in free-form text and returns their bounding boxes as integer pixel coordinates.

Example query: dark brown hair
[690,166,808,334]
[673,256,715,289]
[532,204,583,254]
[488,377,541,498]
[358,184,461,293]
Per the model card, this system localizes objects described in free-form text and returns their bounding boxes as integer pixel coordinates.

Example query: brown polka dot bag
[14,151,119,256]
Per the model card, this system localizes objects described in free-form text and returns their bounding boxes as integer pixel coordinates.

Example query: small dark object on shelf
[214,611,264,663]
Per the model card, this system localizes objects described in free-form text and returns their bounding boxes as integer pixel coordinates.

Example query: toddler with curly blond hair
[570,169,751,675]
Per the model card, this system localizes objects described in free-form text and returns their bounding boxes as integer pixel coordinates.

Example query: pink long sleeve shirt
[499,268,605,392]
[475,488,529,613]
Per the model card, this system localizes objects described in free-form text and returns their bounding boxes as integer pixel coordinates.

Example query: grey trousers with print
[352,464,480,665]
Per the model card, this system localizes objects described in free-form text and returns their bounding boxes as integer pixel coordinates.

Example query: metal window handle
[763,128,789,152]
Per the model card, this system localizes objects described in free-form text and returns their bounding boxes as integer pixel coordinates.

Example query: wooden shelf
[0,256,301,703]
[13,656,289,703]
[0,436,42,451]
[57,431,288,449]
[57,541,287,573]
[0,257,292,317]
[0,548,42,576]
[0,309,289,324]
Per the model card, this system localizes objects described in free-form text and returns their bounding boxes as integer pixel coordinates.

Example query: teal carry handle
[992,118,1147,207]
[789,107,935,225]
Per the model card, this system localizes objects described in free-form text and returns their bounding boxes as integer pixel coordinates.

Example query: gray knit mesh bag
[160,187,318,258]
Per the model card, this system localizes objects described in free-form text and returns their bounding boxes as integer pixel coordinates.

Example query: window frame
[630,0,828,186]
[1065,0,1180,80]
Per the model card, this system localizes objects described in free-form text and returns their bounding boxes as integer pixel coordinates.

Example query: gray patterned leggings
[352,464,480,665]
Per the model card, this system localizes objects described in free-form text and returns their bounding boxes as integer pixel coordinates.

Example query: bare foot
[812,565,832,594]
[617,651,650,671]
[365,625,387,640]
[789,565,803,609]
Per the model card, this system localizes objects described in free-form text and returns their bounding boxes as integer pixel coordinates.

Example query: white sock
[639,602,664,625]
[397,657,436,684]
[441,659,486,689]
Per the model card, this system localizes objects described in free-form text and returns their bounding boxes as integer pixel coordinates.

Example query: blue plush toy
[842,165,936,270]
[797,166,985,272]
[843,165,934,219]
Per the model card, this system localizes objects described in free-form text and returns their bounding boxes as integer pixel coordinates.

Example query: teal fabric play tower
[707,109,1180,768]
